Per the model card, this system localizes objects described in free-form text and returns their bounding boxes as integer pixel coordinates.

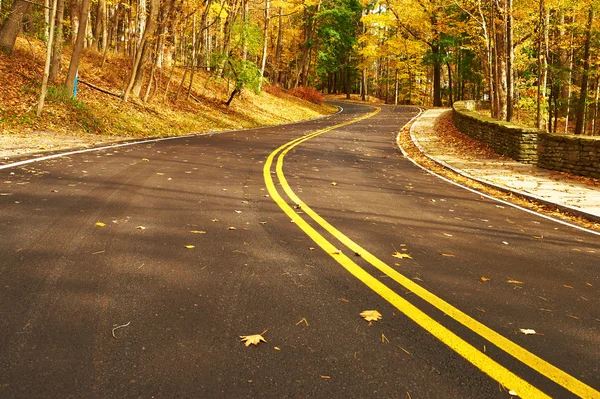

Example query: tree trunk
[273,6,282,84]
[123,0,159,101]
[345,63,351,100]
[432,44,442,106]
[65,0,90,96]
[0,0,32,54]
[574,7,594,135]
[447,61,453,106]
[49,0,65,82]
[70,0,80,44]
[37,0,58,116]
[187,12,197,100]
[258,0,269,91]
[506,0,514,121]
[494,0,507,120]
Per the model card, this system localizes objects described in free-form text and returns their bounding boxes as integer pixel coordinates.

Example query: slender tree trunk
[187,12,197,100]
[432,44,442,106]
[447,61,453,106]
[394,68,399,105]
[0,0,32,54]
[37,0,58,116]
[70,0,80,44]
[274,6,282,84]
[506,0,514,121]
[574,7,594,135]
[258,0,269,91]
[65,0,90,96]
[592,64,600,135]
[494,0,507,120]
[361,68,367,101]
[345,62,351,100]
[49,0,65,82]
[123,0,159,101]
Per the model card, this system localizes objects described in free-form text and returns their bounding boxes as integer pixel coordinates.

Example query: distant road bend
[0,102,598,398]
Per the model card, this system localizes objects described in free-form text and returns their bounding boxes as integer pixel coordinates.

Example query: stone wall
[452,101,540,164]
[538,132,600,178]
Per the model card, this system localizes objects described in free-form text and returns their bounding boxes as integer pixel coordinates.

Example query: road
[0,102,598,398]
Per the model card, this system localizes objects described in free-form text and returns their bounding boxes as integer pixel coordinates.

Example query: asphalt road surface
[0,103,598,399]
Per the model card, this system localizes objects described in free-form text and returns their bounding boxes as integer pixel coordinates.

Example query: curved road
[0,103,598,398]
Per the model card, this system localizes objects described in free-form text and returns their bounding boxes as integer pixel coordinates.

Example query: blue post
[73,71,79,98]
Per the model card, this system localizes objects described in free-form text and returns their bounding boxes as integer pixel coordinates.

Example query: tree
[0,0,32,54]
[65,0,90,96]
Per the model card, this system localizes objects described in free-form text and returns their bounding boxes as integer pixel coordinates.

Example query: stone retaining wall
[452,101,600,178]
[538,132,600,178]
[452,101,540,163]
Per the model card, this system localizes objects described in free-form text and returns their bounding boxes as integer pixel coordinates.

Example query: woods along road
[0,103,598,398]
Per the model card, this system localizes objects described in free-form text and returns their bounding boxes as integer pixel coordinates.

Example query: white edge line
[0,104,344,171]
[396,108,600,238]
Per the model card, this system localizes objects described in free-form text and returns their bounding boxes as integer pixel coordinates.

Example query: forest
[0,0,598,135]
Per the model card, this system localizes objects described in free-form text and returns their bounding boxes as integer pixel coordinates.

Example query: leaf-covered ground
[398,110,600,232]
[0,37,336,158]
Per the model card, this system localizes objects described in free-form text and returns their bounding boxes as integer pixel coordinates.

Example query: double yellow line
[262,107,599,399]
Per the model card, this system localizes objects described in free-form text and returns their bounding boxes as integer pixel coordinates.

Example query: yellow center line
[263,106,599,399]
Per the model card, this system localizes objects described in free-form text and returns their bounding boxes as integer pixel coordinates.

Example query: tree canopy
[1,0,598,133]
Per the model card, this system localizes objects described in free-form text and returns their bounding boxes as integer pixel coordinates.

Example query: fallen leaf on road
[240,331,267,347]
[141,158,149,162]
[296,318,309,326]
[332,249,342,255]
[228,227,237,231]
[519,329,537,335]
[212,219,219,222]
[321,376,331,379]
[360,310,382,322]
[95,222,106,227]
[190,230,206,234]
[185,245,195,249]
[507,279,524,284]
[136,226,146,230]
[502,241,509,245]
[442,253,455,257]
[235,210,242,214]
[479,277,490,283]
[443,233,453,237]
[112,321,131,339]
[393,252,412,259]
[331,182,338,186]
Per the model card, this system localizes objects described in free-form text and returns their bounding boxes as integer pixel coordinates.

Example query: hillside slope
[0,38,335,158]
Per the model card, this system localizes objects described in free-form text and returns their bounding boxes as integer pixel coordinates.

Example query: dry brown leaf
[442,253,455,257]
[479,277,490,283]
[519,328,537,335]
[136,226,146,230]
[240,331,267,347]
[360,310,382,322]
[393,252,412,259]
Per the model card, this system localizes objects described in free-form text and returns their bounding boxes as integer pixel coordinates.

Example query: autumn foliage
[287,86,324,105]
